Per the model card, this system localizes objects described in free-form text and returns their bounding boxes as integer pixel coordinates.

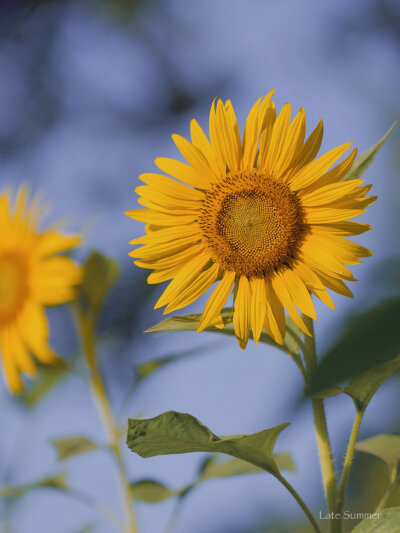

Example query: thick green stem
[303,316,337,526]
[275,473,322,533]
[311,398,337,515]
[335,410,363,518]
[76,308,138,533]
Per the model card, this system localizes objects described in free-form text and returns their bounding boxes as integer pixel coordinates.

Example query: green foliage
[345,355,400,412]
[311,386,344,399]
[199,453,295,480]
[74,527,94,533]
[127,411,289,477]
[80,251,120,320]
[135,345,216,384]
[308,297,400,396]
[51,437,99,460]
[146,308,304,372]
[129,452,294,504]
[342,122,397,181]
[21,360,71,408]
[0,473,67,500]
[351,507,400,532]
[130,480,176,502]
[356,435,400,479]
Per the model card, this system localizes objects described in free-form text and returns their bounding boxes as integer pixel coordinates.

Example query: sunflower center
[199,171,304,277]
[0,254,28,323]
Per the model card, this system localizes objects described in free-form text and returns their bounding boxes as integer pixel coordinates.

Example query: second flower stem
[77,308,138,533]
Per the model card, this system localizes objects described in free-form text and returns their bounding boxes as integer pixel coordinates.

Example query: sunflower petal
[250,277,267,344]
[233,276,252,349]
[197,271,235,332]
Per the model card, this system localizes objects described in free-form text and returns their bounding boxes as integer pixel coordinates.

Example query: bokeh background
[0,1,399,532]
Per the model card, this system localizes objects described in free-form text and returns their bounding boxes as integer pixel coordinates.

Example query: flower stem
[302,316,337,525]
[335,410,364,519]
[275,473,322,533]
[76,307,138,533]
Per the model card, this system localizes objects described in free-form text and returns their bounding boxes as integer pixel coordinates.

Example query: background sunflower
[0,186,82,392]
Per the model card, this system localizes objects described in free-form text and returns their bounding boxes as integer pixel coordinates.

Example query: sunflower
[0,186,82,393]
[127,92,375,349]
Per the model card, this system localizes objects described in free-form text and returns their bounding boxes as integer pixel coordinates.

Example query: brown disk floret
[199,171,305,277]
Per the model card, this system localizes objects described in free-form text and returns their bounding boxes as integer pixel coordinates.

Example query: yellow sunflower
[126,92,375,349]
[0,185,82,393]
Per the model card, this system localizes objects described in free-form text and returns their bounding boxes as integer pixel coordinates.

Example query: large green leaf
[342,122,397,181]
[52,437,99,460]
[345,355,400,412]
[355,435,400,476]
[127,411,289,477]
[352,507,400,532]
[308,297,400,395]
[80,251,120,319]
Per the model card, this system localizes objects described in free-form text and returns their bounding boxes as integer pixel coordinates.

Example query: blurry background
[0,0,399,532]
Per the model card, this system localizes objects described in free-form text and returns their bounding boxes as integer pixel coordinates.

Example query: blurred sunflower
[127,92,375,349]
[0,186,82,393]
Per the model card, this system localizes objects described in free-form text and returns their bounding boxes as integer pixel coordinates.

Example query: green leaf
[0,473,68,500]
[352,507,400,532]
[356,435,400,476]
[130,479,176,502]
[145,308,233,333]
[21,360,71,408]
[80,251,120,318]
[135,344,217,384]
[342,122,397,181]
[127,411,289,477]
[274,452,296,473]
[199,452,295,481]
[74,527,93,533]
[345,355,400,412]
[308,297,400,395]
[146,308,304,365]
[52,437,99,460]
[37,473,68,491]
[311,386,344,399]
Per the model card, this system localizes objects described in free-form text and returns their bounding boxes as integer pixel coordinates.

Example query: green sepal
[351,507,400,532]
[52,436,99,460]
[127,411,289,477]
[342,122,397,181]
